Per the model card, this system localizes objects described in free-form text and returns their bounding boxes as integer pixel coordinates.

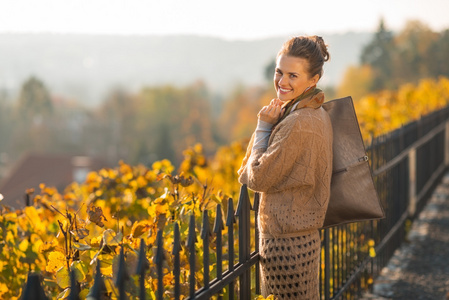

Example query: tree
[336,65,374,100]
[16,76,53,120]
[360,19,394,91]
[427,29,449,78]
[0,94,12,154]
[264,59,276,82]
[393,20,439,84]
[10,77,54,157]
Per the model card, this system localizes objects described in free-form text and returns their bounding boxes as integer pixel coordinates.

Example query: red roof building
[0,153,106,209]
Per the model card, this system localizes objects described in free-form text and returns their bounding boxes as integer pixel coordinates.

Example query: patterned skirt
[259,230,321,300]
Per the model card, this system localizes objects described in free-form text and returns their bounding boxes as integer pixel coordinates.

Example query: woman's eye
[290,74,297,79]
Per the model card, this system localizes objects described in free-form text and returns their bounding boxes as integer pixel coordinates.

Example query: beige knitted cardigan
[238,94,333,237]
[238,94,333,299]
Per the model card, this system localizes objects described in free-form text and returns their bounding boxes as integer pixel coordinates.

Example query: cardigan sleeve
[237,133,254,186]
[239,113,320,193]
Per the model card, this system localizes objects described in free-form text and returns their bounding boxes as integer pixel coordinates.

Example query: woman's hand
[258,99,284,124]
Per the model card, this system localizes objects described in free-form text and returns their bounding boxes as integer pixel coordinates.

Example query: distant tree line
[337,19,449,99]
[1,19,448,170]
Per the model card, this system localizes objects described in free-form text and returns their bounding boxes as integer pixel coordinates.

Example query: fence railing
[23,105,449,299]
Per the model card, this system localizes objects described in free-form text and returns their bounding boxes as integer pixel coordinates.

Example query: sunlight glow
[0,0,448,39]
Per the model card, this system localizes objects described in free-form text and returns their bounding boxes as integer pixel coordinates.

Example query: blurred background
[1,0,449,204]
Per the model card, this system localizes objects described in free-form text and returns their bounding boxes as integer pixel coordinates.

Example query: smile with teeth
[278,87,292,94]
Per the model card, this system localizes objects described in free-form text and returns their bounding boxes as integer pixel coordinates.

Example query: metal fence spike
[87,262,106,300]
[187,215,196,298]
[200,209,210,239]
[68,269,80,300]
[186,214,197,248]
[154,229,164,300]
[173,222,181,300]
[22,273,48,300]
[172,222,181,254]
[115,246,129,300]
[253,192,260,211]
[136,239,148,300]
[226,198,235,226]
[136,239,149,275]
[235,184,251,217]
[213,204,224,233]
[153,229,165,265]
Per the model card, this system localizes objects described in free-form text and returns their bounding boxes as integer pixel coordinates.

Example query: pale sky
[0,0,448,39]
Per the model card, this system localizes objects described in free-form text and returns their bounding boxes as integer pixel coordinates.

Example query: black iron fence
[23,105,449,299]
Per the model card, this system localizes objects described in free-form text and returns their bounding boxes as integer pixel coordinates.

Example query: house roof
[0,153,106,209]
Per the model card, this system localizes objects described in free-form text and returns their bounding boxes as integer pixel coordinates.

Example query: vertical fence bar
[69,269,80,300]
[173,223,181,300]
[226,198,235,300]
[136,239,149,300]
[213,204,224,300]
[88,262,106,299]
[408,148,417,217]
[201,210,211,289]
[16,106,449,300]
[332,227,336,293]
[154,230,164,300]
[187,215,197,299]
[324,228,330,300]
[445,121,449,166]
[22,273,48,300]
[115,246,128,300]
[236,184,251,300]
[253,192,261,295]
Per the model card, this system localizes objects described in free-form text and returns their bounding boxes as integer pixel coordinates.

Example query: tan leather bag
[321,96,385,228]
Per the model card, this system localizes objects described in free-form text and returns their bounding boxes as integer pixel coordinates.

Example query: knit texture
[238,95,333,299]
[260,231,320,299]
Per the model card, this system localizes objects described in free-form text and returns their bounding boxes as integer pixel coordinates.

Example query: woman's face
[274,54,319,102]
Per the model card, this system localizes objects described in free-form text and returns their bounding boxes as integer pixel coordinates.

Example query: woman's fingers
[258,104,282,124]
[271,98,283,106]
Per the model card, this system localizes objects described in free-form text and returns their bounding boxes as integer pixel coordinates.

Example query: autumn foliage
[354,77,449,138]
[1,75,449,299]
[0,141,247,299]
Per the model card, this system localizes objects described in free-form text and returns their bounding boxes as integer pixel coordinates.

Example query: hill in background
[0,32,372,106]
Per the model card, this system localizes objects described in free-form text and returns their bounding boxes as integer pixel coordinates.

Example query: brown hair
[277,36,330,79]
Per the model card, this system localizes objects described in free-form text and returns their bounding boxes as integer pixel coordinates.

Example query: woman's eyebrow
[275,68,299,76]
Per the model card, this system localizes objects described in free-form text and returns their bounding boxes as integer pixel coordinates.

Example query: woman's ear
[310,74,320,86]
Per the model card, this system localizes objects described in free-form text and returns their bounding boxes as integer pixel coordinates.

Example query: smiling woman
[238,36,332,300]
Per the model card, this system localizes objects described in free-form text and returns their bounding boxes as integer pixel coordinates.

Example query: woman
[238,36,333,299]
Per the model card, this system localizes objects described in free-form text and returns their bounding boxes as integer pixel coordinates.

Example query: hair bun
[314,36,330,62]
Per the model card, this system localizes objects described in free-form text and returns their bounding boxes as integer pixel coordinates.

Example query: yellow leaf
[103,229,122,246]
[85,171,100,183]
[18,239,29,252]
[137,176,147,188]
[5,231,15,243]
[87,205,107,227]
[131,220,152,238]
[100,264,113,277]
[57,288,70,299]
[56,266,70,289]
[0,282,8,297]
[90,236,102,248]
[46,251,66,273]
[71,261,88,281]
[155,203,169,215]
[71,228,90,240]
[40,240,58,253]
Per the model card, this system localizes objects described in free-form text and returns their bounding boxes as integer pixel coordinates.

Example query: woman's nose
[278,75,286,86]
